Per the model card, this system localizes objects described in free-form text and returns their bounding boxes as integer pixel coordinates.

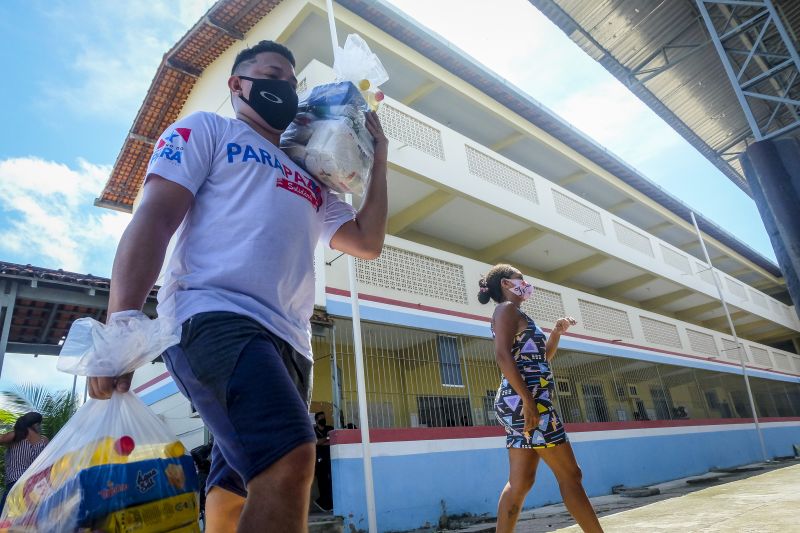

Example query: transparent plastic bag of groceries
[280,34,389,195]
[0,312,201,533]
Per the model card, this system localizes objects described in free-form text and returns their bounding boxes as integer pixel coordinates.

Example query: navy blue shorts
[163,312,316,497]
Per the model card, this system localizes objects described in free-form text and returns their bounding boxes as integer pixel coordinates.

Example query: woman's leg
[496,448,540,533]
[535,443,602,532]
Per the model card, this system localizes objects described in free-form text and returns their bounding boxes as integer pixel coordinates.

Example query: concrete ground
[447,459,800,533]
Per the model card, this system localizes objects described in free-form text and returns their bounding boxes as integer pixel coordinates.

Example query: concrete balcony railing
[319,234,800,377]
[298,59,799,334]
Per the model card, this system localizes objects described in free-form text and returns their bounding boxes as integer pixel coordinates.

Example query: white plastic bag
[0,313,198,533]
[58,311,180,377]
[333,34,389,89]
[280,33,389,195]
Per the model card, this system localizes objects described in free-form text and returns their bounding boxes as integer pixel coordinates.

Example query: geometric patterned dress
[494,308,568,449]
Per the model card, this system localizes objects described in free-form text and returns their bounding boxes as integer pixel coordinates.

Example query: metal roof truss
[696,0,800,142]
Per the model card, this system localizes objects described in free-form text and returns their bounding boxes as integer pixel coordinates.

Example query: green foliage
[0,383,79,489]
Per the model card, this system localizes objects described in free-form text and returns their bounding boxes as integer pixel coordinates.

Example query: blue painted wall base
[332,424,800,532]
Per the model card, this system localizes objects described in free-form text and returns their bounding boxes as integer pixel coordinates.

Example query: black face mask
[238,76,298,131]
[317,418,327,427]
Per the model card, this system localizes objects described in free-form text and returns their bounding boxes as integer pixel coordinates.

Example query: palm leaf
[40,390,78,439]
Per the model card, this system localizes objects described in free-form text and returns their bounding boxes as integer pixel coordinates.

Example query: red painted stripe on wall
[328,417,800,445]
[133,371,170,393]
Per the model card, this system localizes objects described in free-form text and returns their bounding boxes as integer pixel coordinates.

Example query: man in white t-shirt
[88,40,387,532]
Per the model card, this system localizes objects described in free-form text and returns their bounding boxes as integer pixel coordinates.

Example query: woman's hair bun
[477,277,491,304]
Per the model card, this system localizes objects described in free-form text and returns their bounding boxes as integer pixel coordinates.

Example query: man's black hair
[231,40,296,75]
[315,411,325,418]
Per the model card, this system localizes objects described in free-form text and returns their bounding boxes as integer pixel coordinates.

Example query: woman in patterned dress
[478,264,602,533]
[0,412,48,513]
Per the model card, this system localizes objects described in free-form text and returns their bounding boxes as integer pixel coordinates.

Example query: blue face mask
[238,76,299,130]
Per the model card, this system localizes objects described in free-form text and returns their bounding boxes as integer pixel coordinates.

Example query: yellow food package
[93,492,198,533]
[165,523,201,533]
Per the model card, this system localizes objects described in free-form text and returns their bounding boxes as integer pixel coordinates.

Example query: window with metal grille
[722,338,748,362]
[749,346,772,367]
[687,329,719,357]
[726,278,747,300]
[660,245,691,275]
[614,221,653,257]
[555,379,572,396]
[749,289,768,309]
[578,299,633,339]
[522,287,566,325]
[773,352,791,371]
[641,316,682,349]
[356,245,468,304]
[417,396,471,427]
[465,145,539,203]
[553,190,605,234]
[437,335,463,386]
[695,262,715,285]
[377,104,445,160]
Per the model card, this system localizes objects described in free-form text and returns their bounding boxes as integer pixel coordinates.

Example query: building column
[0,281,18,380]
[740,138,800,319]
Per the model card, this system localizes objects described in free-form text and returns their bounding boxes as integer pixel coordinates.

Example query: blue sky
[0,0,777,390]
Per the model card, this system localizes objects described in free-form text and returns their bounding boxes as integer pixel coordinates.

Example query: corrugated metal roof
[529,0,800,196]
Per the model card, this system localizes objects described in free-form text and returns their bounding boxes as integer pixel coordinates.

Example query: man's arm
[88,176,194,399]
[329,111,388,260]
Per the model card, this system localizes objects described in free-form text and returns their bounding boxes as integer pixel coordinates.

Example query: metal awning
[0,262,159,377]
[529,0,800,196]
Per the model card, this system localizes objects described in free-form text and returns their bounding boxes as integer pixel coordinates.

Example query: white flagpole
[324,1,378,531]
[690,212,768,462]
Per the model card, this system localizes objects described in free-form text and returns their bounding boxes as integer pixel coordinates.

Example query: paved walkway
[447,460,800,533]
[554,463,800,532]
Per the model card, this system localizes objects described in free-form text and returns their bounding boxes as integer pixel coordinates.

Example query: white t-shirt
[146,111,356,359]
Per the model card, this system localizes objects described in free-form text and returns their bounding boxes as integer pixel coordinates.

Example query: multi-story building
[97,1,800,530]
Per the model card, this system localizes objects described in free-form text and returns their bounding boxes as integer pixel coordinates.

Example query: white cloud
[550,81,684,168]
[43,0,216,119]
[0,157,130,274]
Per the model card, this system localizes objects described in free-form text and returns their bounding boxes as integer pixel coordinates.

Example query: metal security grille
[687,329,720,357]
[726,278,748,300]
[660,245,692,275]
[773,351,791,371]
[641,317,683,349]
[314,318,800,430]
[377,104,445,160]
[464,145,539,203]
[614,221,654,257]
[356,245,469,304]
[552,190,605,235]
[578,299,634,339]
[695,262,716,285]
[522,287,566,325]
[749,346,773,367]
[722,338,748,362]
[749,289,768,309]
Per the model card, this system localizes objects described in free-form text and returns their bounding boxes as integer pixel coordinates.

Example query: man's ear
[228,75,243,95]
